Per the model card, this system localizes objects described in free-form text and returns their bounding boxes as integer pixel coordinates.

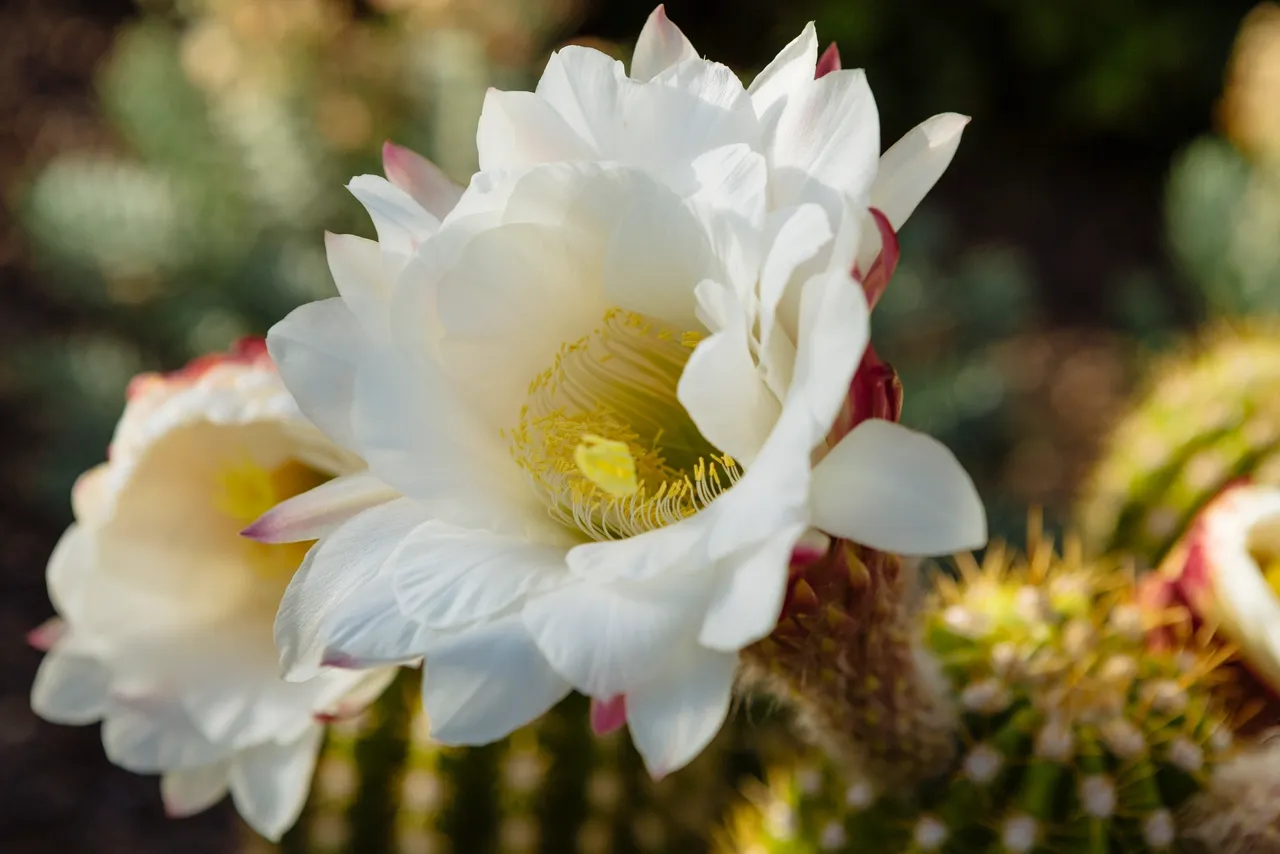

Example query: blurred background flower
[3,0,1280,851]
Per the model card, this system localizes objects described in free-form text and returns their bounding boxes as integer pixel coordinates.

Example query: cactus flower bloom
[29,340,395,840]
[259,6,985,778]
[1143,483,1280,697]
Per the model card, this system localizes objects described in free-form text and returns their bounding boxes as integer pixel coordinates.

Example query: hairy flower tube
[29,339,395,840]
[253,6,986,777]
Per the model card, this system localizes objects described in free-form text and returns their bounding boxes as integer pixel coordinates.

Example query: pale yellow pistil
[574,434,640,498]
[215,457,327,578]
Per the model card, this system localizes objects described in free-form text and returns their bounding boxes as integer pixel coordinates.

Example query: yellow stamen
[509,308,742,541]
[574,434,640,498]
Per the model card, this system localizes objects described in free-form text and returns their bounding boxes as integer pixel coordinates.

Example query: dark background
[0,0,1268,849]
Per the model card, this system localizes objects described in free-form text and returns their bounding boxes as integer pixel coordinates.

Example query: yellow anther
[574,434,640,498]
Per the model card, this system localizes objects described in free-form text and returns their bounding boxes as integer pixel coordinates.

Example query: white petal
[229,727,323,841]
[30,650,109,725]
[757,204,833,400]
[346,175,439,264]
[698,524,805,650]
[347,343,537,533]
[71,464,112,525]
[565,512,703,582]
[320,573,428,669]
[522,578,706,698]
[622,60,759,188]
[689,144,768,229]
[759,204,832,344]
[476,89,596,172]
[422,613,571,744]
[325,231,390,335]
[631,5,698,82]
[790,269,869,438]
[46,524,94,624]
[747,23,818,124]
[316,667,399,721]
[432,220,608,424]
[392,522,565,629]
[267,298,362,450]
[601,181,710,330]
[243,471,399,544]
[810,419,987,555]
[626,645,737,777]
[871,112,969,230]
[274,497,428,680]
[162,764,231,817]
[382,141,464,219]
[678,282,780,465]
[101,702,228,773]
[535,46,627,155]
[768,69,879,206]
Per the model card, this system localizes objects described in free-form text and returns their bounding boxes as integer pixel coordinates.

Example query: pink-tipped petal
[590,694,628,735]
[241,471,398,544]
[815,42,842,78]
[381,141,464,219]
[27,618,65,652]
[631,5,698,82]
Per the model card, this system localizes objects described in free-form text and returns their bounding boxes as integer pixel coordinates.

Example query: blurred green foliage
[17,0,562,511]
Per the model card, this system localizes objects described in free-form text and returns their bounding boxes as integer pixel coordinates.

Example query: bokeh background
[3,0,1280,849]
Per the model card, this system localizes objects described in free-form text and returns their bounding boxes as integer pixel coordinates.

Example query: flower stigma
[574,434,640,498]
[510,308,741,541]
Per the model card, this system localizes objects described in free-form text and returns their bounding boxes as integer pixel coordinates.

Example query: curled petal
[855,207,900,309]
[242,472,399,544]
[381,141,463,219]
[810,419,987,555]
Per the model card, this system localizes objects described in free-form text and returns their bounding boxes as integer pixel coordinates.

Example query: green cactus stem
[723,530,1243,854]
[1079,323,1280,567]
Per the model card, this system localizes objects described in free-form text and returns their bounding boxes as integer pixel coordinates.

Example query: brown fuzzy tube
[740,540,957,790]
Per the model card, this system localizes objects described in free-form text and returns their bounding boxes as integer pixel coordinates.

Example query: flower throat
[508,308,740,541]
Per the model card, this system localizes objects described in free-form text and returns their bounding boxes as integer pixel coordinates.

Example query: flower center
[215,457,328,577]
[509,308,741,541]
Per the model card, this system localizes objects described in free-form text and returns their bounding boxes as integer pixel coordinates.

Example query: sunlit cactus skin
[722,532,1241,854]
[1078,324,1280,567]
[270,670,774,854]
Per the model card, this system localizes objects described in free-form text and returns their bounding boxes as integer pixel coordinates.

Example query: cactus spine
[724,529,1243,854]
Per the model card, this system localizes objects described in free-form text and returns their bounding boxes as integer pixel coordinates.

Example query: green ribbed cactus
[273,671,788,854]
[722,534,1243,854]
[1078,324,1280,566]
